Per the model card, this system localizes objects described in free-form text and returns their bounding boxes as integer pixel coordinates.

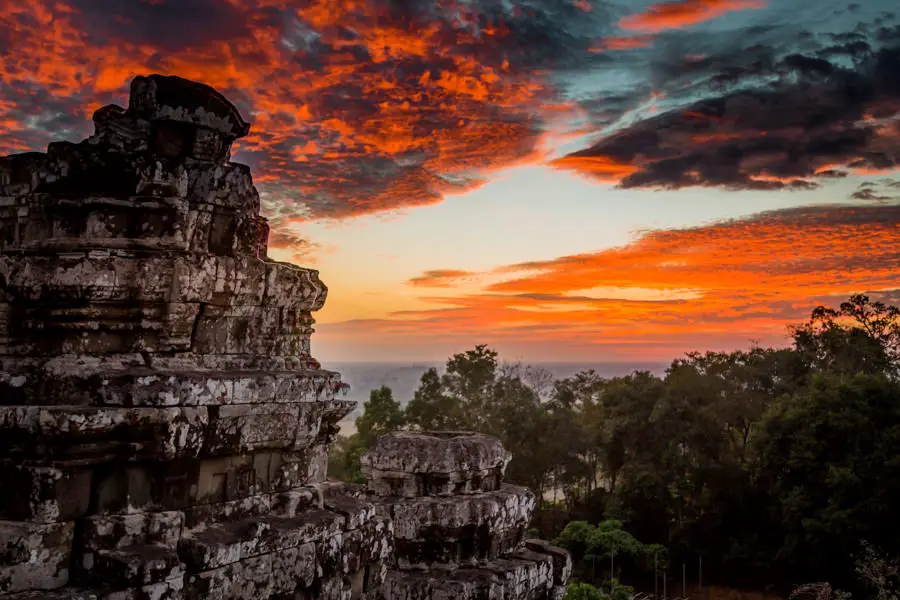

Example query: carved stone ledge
[361,431,511,498]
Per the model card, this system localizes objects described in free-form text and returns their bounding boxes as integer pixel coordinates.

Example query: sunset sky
[2,0,899,362]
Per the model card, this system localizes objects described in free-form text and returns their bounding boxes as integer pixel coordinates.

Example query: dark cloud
[65,0,260,51]
[851,188,894,200]
[850,178,900,201]
[555,23,900,191]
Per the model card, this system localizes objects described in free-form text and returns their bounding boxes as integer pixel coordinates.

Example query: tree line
[328,295,900,598]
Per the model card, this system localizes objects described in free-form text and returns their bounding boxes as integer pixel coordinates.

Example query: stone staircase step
[177,509,343,571]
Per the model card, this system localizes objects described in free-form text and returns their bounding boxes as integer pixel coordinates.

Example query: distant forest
[328,295,900,600]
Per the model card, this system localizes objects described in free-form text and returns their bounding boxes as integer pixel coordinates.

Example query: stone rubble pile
[0,74,569,600]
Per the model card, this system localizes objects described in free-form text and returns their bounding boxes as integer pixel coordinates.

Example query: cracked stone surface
[0,75,569,600]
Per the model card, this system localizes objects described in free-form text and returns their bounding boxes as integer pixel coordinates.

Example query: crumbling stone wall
[0,75,569,600]
[0,74,390,599]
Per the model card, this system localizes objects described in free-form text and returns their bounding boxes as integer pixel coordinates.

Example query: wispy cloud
[407,270,478,288]
[619,0,765,33]
[318,204,900,359]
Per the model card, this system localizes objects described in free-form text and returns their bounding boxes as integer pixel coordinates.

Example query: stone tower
[0,74,390,599]
[0,75,569,600]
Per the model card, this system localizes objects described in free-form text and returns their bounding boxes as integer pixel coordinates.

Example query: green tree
[355,385,405,447]
[755,373,900,585]
[555,520,597,564]
[404,345,556,491]
[487,373,554,493]
[792,294,900,378]
[564,583,606,600]
[556,520,660,585]
[587,520,647,560]
[327,433,367,484]
[329,385,406,483]
[404,367,465,430]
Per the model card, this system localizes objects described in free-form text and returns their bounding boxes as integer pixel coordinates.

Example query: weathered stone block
[0,153,47,196]
[129,75,250,140]
[81,511,185,552]
[4,301,202,355]
[203,403,307,455]
[192,306,302,355]
[3,588,98,599]
[0,406,208,463]
[177,510,343,571]
[386,485,534,541]
[0,365,338,409]
[303,443,330,483]
[185,162,259,212]
[184,554,273,600]
[0,254,324,329]
[209,257,267,306]
[362,431,510,498]
[90,453,324,517]
[322,495,376,532]
[270,487,323,517]
[263,262,327,310]
[525,539,573,586]
[382,553,557,600]
[0,465,92,523]
[91,104,151,155]
[183,493,272,529]
[317,576,352,600]
[100,574,184,600]
[1,195,194,254]
[0,520,74,593]
[193,127,228,163]
[269,542,316,592]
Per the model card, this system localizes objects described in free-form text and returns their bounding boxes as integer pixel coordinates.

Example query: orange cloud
[266,228,322,264]
[316,205,900,361]
[0,0,604,221]
[550,155,638,182]
[619,0,766,33]
[407,270,477,288]
[589,35,656,53]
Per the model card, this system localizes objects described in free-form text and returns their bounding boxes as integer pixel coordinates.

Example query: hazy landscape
[327,361,669,432]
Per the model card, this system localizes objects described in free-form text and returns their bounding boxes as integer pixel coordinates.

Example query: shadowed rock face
[0,75,569,600]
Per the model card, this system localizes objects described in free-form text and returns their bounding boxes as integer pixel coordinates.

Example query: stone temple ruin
[0,74,570,599]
